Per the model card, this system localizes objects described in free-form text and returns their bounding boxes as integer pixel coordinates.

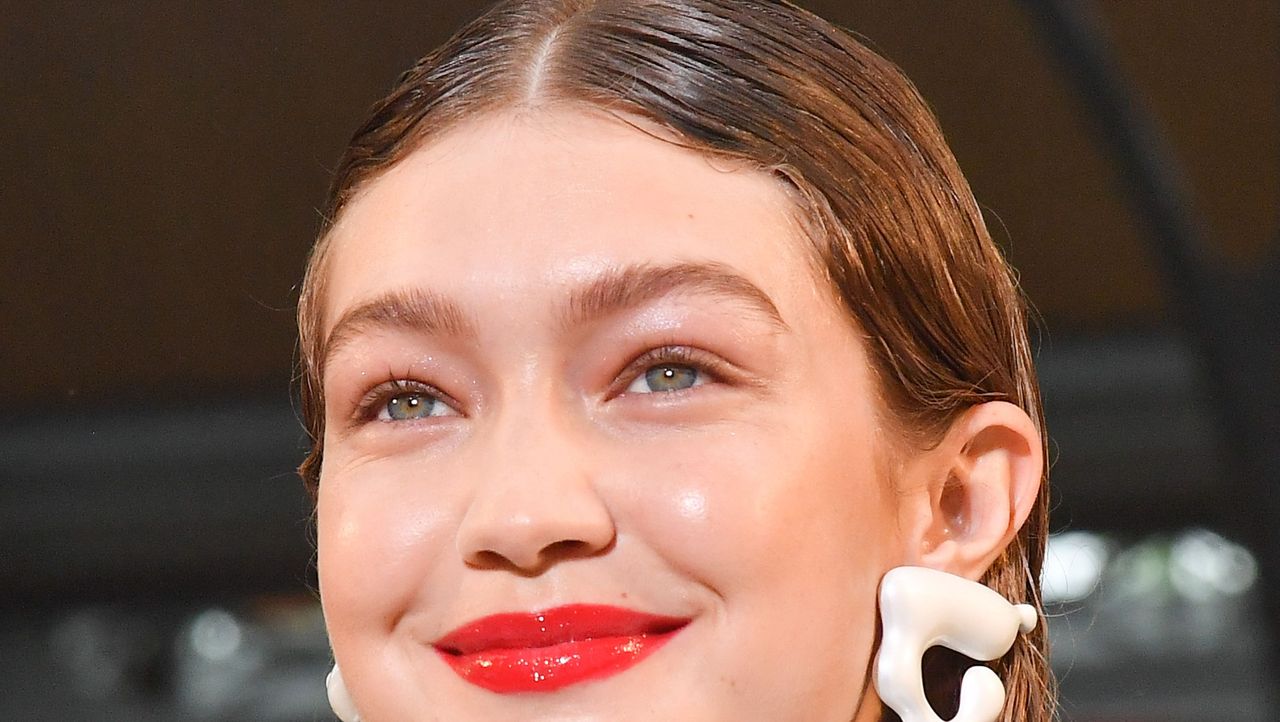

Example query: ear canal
[938,474,970,537]
[874,566,1037,722]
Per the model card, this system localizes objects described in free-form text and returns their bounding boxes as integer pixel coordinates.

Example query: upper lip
[434,603,690,655]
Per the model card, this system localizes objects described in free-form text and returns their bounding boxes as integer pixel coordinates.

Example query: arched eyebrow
[322,261,789,369]
[559,261,789,334]
[322,288,476,370]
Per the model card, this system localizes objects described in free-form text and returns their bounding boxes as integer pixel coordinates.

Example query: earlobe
[911,401,1043,579]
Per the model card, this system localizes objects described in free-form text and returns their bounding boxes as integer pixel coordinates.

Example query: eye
[380,390,457,421]
[353,378,462,424]
[627,364,707,394]
[616,346,724,397]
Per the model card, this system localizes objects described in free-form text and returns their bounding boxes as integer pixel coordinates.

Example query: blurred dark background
[2,1,1277,720]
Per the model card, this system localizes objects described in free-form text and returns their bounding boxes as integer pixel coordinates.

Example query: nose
[455,409,615,574]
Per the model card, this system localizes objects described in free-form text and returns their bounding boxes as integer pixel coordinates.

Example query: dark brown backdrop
[3,1,1276,409]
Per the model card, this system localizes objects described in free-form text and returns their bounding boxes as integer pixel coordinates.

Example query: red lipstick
[434,604,688,693]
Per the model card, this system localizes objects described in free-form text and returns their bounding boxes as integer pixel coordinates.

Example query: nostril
[465,540,604,573]
[467,549,511,569]
[543,538,593,559]
[539,536,616,566]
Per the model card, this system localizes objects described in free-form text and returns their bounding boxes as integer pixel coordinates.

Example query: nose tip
[456,474,616,574]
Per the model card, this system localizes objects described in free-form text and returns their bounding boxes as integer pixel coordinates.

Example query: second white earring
[327,664,362,722]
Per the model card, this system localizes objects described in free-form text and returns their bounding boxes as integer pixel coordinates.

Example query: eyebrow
[560,261,789,333]
[321,261,789,369]
[322,288,477,369]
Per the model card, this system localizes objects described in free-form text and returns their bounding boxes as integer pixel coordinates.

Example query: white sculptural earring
[874,566,1037,722]
[327,664,362,722]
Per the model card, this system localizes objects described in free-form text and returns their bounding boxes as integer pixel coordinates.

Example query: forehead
[321,107,823,329]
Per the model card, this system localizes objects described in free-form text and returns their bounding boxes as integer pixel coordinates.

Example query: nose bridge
[455,389,615,572]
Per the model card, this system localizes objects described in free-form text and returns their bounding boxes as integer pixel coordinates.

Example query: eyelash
[348,345,731,425]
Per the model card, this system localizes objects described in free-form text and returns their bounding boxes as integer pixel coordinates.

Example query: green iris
[386,393,438,420]
[644,365,700,392]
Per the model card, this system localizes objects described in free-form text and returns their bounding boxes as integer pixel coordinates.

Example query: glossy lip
[433,603,690,693]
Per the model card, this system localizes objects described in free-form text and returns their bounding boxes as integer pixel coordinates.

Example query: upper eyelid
[623,346,699,369]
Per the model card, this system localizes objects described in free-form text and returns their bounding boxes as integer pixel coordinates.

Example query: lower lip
[435,624,684,693]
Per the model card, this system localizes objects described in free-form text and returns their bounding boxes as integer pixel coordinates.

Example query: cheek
[616,421,898,590]
[317,453,463,644]
[610,418,899,717]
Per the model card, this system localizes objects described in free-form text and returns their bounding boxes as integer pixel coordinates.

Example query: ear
[898,401,1043,580]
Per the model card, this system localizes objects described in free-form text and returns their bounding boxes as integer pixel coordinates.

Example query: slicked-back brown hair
[296,1,1053,720]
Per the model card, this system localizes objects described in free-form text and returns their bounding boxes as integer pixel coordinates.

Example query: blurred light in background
[1045,528,1269,721]
[1168,528,1258,601]
[1046,527,1260,606]
[1043,531,1111,604]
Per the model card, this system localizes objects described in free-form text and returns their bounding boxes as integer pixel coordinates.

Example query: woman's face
[316,108,907,722]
